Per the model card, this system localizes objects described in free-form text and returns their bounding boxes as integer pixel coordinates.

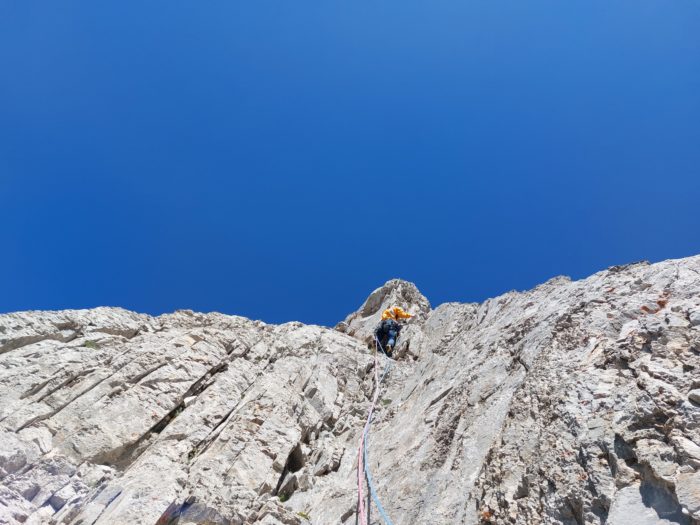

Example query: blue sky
[1,2,699,326]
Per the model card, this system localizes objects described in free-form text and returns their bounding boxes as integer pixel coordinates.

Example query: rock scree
[1,255,700,524]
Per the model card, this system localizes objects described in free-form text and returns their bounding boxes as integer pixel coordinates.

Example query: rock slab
[1,256,700,524]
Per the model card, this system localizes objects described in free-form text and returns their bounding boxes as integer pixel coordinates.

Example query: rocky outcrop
[1,256,700,524]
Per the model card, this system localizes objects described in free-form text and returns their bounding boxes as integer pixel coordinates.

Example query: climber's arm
[395,308,413,320]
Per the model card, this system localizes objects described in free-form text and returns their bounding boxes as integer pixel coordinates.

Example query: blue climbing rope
[362,337,395,525]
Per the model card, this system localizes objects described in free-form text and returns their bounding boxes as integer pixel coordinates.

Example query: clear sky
[1,2,699,326]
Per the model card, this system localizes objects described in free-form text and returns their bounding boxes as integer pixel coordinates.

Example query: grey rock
[689,389,700,405]
[1,255,700,524]
[49,483,77,511]
[689,310,700,327]
[677,470,700,520]
[0,432,38,480]
[608,483,690,525]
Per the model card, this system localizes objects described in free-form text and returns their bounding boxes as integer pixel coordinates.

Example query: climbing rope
[356,337,395,525]
[356,349,378,525]
[364,340,394,524]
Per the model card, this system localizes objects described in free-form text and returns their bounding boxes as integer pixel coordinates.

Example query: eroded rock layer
[1,256,700,524]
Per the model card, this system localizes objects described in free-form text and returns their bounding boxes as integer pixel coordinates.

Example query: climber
[374,306,413,357]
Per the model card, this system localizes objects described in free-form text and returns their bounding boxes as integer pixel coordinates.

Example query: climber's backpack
[379,319,400,336]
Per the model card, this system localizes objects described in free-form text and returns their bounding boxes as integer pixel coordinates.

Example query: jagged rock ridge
[1,256,700,524]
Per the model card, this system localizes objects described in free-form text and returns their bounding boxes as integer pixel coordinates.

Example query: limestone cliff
[1,256,700,524]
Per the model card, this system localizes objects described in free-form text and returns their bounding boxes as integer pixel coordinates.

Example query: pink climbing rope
[357,346,382,524]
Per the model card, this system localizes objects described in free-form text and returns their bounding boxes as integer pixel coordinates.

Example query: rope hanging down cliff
[356,337,395,525]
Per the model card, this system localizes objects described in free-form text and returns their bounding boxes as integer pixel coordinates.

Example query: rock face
[1,256,700,524]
